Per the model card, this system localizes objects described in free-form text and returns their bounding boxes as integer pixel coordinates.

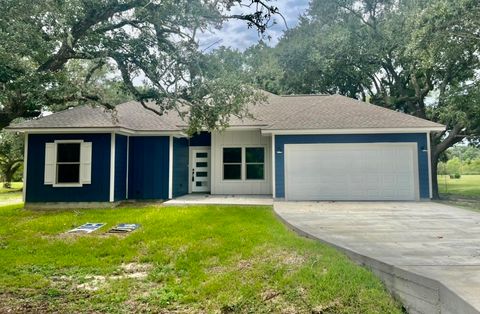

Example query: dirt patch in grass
[0,293,51,313]
[52,263,153,292]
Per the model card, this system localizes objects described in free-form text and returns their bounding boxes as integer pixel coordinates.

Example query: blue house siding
[173,137,189,197]
[128,136,169,200]
[26,133,111,203]
[274,133,430,199]
[189,132,211,146]
[114,134,128,201]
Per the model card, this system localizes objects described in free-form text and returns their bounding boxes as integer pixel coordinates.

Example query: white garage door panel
[285,143,418,201]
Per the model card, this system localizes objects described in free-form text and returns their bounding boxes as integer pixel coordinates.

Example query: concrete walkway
[164,194,273,206]
[274,201,480,314]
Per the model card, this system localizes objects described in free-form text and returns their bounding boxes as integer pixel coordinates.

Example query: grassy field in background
[0,203,401,313]
[0,182,22,203]
[438,175,480,198]
[437,175,480,212]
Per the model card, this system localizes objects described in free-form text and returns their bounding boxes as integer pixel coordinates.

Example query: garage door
[284,143,418,201]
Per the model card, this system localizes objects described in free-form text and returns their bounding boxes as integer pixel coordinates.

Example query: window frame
[245,147,265,180]
[221,145,266,182]
[222,147,243,181]
[53,140,84,187]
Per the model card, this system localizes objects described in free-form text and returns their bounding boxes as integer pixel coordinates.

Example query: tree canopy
[0,0,281,133]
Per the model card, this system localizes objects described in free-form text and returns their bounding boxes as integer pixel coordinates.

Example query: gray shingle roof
[8,101,184,131]
[7,92,444,132]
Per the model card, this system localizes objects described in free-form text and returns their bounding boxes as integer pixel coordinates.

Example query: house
[7,92,445,207]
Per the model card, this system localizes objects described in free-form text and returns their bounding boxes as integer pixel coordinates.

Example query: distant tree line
[438,146,480,177]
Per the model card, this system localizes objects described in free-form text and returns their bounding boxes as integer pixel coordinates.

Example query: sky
[197,0,310,51]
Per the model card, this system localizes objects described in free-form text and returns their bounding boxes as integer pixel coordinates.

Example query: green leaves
[0,0,281,131]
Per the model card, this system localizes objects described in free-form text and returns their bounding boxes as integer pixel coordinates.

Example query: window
[222,147,265,181]
[246,147,265,180]
[44,141,92,186]
[56,143,81,184]
[223,147,242,180]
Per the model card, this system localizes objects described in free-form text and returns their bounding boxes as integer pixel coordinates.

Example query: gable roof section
[7,101,184,132]
[7,92,444,133]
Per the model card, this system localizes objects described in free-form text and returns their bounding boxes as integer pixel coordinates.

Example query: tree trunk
[430,127,465,199]
[431,151,440,199]
[3,168,14,189]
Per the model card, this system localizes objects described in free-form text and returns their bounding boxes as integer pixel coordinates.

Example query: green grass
[0,204,402,313]
[0,181,23,193]
[438,175,480,198]
[0,182,22,203]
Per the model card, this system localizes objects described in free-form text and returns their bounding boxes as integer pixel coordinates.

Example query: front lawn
[0,204,401,313]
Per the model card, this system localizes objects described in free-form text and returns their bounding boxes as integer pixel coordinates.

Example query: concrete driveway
[274,201,480,314]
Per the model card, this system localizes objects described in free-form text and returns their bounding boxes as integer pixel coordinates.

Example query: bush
[449,173,461,179]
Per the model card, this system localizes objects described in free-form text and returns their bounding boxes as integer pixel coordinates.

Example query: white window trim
[52,140,84,187]
[221,145,267,182]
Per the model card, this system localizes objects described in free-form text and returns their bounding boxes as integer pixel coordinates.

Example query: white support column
[109,132,116,202]
[168,135,173,199]
[427,132,433,199]
[22,133,28,202]
[125,136,129,199]
[210,131,216,194]
[271,134,276,198]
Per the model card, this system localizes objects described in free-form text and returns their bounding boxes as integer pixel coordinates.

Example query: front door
[191,147,210,192]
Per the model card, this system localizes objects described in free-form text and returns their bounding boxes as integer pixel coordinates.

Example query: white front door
[191,147,210,192]
[284,143,418,201]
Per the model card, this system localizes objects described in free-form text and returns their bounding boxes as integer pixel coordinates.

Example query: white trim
[271,135,275,198]
[261,127,446,135]
[7,127,186,137]
[22,133,28,202]
[210,133,216,194]
[109,132,115,202]
[284,142,420,201]
[168,135,173,199]
[126,136,129,199]
[52,183,83,187]
[427,132,433,199]
[54,139,84,144]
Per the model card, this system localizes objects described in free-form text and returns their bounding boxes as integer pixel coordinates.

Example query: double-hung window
[222,147,265,181]
[44,140,92,187]
[56,143,81,184]
[246,147,264,180]
[223,147,242,180]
